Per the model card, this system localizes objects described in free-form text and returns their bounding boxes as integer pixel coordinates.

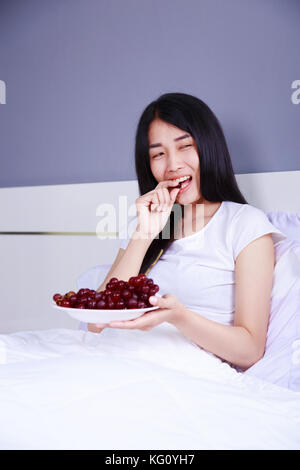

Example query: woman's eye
[152,152,163,159]
[152,144,191,159]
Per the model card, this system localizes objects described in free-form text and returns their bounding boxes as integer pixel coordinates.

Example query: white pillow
[266,210,300,242]
[244,241,300,391]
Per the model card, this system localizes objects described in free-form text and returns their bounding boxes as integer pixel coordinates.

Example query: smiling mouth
[174,176,192,188]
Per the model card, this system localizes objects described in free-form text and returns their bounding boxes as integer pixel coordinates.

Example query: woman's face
[148,118,202,204]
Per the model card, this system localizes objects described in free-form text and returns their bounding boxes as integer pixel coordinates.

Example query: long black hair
[134,92,248,275]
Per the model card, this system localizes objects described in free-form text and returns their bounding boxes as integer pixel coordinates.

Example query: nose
[166,152,184,175]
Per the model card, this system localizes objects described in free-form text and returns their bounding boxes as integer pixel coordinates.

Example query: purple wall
[0,0,299,188]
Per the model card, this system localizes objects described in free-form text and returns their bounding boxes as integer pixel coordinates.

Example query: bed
[0,174,299,450]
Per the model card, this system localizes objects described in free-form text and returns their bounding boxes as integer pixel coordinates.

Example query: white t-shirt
[119,201,287,326]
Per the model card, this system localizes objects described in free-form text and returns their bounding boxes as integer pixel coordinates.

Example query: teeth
[172,176,191,183]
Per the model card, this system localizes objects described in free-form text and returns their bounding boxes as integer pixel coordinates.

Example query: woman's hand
[135,180,181,241]
[87,322,108,333]
[106,294,185,331]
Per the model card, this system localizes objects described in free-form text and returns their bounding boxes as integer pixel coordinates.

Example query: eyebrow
[149,133,191,149]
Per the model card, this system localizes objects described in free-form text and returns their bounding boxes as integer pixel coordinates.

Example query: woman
[88,92,286,371]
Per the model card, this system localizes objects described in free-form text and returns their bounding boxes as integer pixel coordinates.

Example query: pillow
[244,241,300,391]
[266,210,300,242]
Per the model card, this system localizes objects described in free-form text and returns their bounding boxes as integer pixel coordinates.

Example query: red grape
[111,291,121,302]
[139,293,149,302]
[115,299,126,309]
[65,291,76,299]
[117,281,126,290]
[121,289,131,300]
[53,274,160,310]
[149,287,157,296]
[132,277,143,288]
[127,298,138,309]
[140,285,150,294]
[128,276,136,286]
[69,295,78,306]
[96,299,106,309]
[76,303,86,309]
[106,300,115,309]
[94,292,102,301]
[106,282,114,290]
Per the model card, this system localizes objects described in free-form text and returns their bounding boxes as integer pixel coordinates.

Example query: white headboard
[0,170,299,333]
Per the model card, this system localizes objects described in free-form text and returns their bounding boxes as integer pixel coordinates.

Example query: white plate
[52,299,160,323]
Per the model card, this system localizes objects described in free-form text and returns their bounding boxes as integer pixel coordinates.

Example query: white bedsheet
[0,325,299,450]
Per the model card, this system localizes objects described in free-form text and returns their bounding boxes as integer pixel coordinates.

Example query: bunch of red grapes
[53,274,159,310]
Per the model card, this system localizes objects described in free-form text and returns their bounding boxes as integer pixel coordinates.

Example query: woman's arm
[96,232,153,292]
[170,234,275,370]
[88,231,152,333]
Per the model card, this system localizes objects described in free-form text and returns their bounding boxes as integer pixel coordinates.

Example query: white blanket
[0,324,299,450]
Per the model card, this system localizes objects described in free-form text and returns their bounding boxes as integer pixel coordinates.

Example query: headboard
[0,170,299,333]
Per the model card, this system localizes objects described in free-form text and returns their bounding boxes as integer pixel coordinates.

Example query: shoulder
[225,201,267,222]
[224,202,287,261]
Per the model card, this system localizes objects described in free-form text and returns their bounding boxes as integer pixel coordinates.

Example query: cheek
[190,151,200,168]
[150,160,163,181]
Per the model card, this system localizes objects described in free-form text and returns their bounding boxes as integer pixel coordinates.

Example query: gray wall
[0,0,299,188]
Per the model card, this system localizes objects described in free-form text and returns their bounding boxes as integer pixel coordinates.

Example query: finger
[159,187,167,207]
[158,188,167,211]
[88,323,105,333]
[151,192,160,211]
[108,310,160,329]
[162,187,170,210]
[156,180,180,207]
[136,189,158,209]
[148,294,175,309]
[108,321,151,330]
[157,180,180,190]
[154,188,164,211]
[170,186,181,202]
[108,320,138,329]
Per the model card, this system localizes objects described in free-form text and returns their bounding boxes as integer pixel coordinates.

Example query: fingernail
[149,296,157,304]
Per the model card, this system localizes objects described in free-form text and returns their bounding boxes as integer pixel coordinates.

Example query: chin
[177,188,196,201]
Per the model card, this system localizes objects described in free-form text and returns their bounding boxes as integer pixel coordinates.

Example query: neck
[181,198,206,222]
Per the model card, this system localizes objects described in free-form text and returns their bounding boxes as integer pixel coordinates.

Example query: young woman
[87,92,286,371]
